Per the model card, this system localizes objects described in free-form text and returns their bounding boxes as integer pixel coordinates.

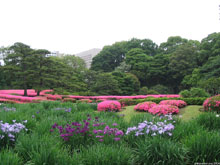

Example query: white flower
[216,114,219,117]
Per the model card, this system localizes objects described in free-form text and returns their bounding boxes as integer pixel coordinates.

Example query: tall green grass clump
[184,130,220,163]
[134,137,188,165]
[196,112,220,131]
[77,144,134,165]
[0,150,22,165]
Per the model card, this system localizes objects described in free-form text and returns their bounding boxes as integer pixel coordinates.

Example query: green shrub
[150,84,172,94]
[139,87,148,95]
[179,88,210,98]
[184,130,220,163]
[147,89,159,94]
[119,98,136,106]
[134,137,188,165]
[190,88,210,97]
[179,90,191,98]
[62,98,76,103]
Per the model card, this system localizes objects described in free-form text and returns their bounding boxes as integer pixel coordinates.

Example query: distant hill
[76,48,101,68]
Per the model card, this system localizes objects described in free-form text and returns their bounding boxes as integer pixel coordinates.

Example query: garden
[0,89,220,164]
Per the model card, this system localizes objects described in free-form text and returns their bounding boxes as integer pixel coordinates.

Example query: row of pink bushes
[69,94,180,100]
[97,100,187,115]
[0,94,43,103]
[0,89,180,104]
[0,89,53,97]
[134,100,186,115]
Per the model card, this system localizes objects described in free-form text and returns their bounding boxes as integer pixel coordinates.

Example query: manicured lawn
[119,105,204,122]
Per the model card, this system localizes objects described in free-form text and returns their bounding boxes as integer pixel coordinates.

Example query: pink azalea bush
[148,105,179,115]
[203,95,220,113]
[97,100,121,112]
[134,101,157,112]
[159,100,187,108]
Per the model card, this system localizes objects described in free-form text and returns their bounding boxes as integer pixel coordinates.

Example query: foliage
[78,144,134,165]
[196,112,220,131]
[91,73,122,95]
[184,130,220,163]
[138,86,148,95]
[134,137,188,165]
[150,84,172,94]
[119,98,137,106]
[0,150,22,165]
[199,77,220,96]
[112,71,140,95]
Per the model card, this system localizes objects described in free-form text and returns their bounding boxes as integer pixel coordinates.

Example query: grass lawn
[119,105,204,122]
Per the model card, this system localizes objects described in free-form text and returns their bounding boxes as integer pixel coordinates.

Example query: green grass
[119,105,204,122]
[178,105,203,121]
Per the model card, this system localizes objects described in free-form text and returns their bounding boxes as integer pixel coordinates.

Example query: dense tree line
[0,32,220,96]
[91,32,220,95]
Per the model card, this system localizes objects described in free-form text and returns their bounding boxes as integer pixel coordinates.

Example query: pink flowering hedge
[134,101,157,112]
[159,100,187,108]
[148,105,179,115]
[203,95,220,113]
[97,100,121,112]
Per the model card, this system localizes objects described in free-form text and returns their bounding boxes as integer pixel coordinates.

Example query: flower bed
[97,100,121,112]
[126,115,175,137]
[148,105,179,115]
[159,100,187,108]
[134,101,157,112]
[203,95,220,113]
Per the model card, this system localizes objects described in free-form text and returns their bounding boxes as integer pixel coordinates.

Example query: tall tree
[4,43,34,96]
[199,32,220,66]
[125,48,153,86]
[159,36,188,54]
[168,43,199,92]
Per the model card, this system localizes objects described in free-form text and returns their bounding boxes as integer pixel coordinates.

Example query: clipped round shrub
[97,100,121,112]
[179,88,210,98]
[134,101,157,112]
[119,98,136,107]
[148,105,179,115]
[159,100,187,108]
[139,86,148,95]
[62,98,76,103]
[147,89,159,95]
[190,87,210,97]
[203,94,220,113]
[78,99,92,103]
[179,90,191,98]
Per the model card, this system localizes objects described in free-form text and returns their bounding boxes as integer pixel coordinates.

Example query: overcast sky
[0,0,219,54]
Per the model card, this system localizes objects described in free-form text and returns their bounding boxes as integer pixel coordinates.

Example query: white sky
[0,0,220,54]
